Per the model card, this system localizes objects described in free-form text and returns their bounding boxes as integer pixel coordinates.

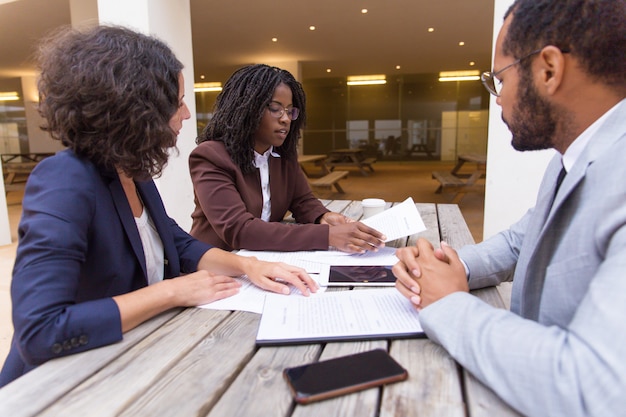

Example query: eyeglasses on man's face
[481,47,570,97]
[267,102,300,120]
[481,49,542,97]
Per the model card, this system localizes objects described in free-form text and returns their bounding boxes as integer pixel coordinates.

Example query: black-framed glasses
[267,102,299,120]
[481,48,570,97]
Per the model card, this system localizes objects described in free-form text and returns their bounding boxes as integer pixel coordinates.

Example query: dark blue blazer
[0,150,212,387]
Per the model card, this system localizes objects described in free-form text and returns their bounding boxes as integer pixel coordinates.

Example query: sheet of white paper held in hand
[360,197,425,242]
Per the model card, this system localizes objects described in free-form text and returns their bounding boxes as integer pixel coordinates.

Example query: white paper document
[305,246,398,266]
[256,288,424,345]
[360,197,426,242]
[236,250,324,273]
[198,275,326,314]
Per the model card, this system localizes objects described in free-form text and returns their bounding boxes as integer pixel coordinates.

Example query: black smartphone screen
[283,349,408,404]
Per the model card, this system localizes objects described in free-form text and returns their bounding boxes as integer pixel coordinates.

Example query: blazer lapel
[108,176,148,280]
[136,181,178,277]
[518,99,626,319]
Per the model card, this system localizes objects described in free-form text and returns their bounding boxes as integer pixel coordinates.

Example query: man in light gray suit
[393,0,626,416]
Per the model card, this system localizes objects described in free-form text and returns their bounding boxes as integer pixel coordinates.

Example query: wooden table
[326,149,376,176]
[297,154,330,177]
[2,153,55,193]
[0,200,519,417]
[451,153,487,177]
[432,154,487,203]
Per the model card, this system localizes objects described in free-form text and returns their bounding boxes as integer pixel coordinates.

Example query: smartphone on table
[283,348,408,404]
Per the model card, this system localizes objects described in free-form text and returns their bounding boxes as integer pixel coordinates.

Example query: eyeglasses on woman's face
[267,101,299,120]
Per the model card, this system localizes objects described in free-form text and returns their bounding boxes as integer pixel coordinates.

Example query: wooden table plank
[292,340,387,417]
[383,339,465,417]
[120,311,260,417]
[38,308,231,416]
[207,345,323,417]
[0,309,182,417]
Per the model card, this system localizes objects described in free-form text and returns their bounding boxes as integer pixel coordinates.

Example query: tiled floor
[0,160,486,369]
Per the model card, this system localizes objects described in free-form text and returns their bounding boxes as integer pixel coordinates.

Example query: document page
[256,288,424,345]
[198,275,326,314]
[360,197,426,242]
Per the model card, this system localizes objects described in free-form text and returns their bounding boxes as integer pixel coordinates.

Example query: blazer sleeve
[11,155,122,366]
[189,142,330,251]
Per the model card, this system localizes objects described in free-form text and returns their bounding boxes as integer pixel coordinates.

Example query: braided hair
[197,64,306,174]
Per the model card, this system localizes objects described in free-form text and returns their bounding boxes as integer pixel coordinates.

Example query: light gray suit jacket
[419,99,626,417]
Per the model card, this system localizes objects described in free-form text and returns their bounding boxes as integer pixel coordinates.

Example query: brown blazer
[189,141,330,251]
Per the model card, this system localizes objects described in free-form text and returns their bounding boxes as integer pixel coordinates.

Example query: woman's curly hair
[197,64,306,174]
[36,25,184,179]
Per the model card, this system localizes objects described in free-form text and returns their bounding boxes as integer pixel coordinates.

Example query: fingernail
[412,269,420,277]
[410,295,421,305]
[411,286,420,294]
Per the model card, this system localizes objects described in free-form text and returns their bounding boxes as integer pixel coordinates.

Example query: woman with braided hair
[189,64,386,253]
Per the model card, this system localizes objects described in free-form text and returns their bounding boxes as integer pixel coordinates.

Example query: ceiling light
[469,61,476,66]
[458,41,465,46]
[347,75,386,86]
[271,38,278,42]
[309,26,316,31]
[438,70,480,82]
[0,92,20,101]
[428,27,434,32]
[194,82,222,92]
[326,69,332,73]
[361,9,368,14]
[395,65,401,70]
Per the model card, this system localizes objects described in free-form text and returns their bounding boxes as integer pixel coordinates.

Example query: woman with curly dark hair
[190,64,385,252]
[0,26,317,388]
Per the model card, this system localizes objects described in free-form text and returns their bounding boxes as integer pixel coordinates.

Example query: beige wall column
[70,0,198,231]
[482,0,554,239]
[20,76,63,154]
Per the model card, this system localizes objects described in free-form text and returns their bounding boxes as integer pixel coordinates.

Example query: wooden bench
[361,157,376,173]
[309,170,349,193]
[432,170,483,203]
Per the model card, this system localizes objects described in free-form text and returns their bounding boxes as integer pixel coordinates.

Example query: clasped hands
[320,212,387,254]
[393,238,468,310]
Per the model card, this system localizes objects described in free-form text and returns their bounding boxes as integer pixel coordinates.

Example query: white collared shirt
[253,147,281,222]
[561,99,624,172]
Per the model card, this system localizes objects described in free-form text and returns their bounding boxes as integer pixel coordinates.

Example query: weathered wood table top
[0,200,520,417]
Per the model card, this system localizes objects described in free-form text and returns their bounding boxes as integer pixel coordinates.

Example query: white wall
[482,0,555,239]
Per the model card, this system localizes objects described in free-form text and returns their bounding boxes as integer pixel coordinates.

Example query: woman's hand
[328,222,386,253]
[319,212,354,225]
[167,270,242,307]
[243,259,319,296]
[114,270,242,332]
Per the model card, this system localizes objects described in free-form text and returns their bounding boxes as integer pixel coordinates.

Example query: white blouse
[135,208,165,285]
[253,147,281,222]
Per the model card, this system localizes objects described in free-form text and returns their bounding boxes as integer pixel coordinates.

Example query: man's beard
[503,71,557,151]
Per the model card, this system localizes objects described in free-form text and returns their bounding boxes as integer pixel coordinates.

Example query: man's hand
[393,238,468,309]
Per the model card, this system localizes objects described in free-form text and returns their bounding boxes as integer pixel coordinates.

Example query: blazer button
[71,337,80,347]
[52,343,63,354]
[63,340,72,351]
[79,335,89,345]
